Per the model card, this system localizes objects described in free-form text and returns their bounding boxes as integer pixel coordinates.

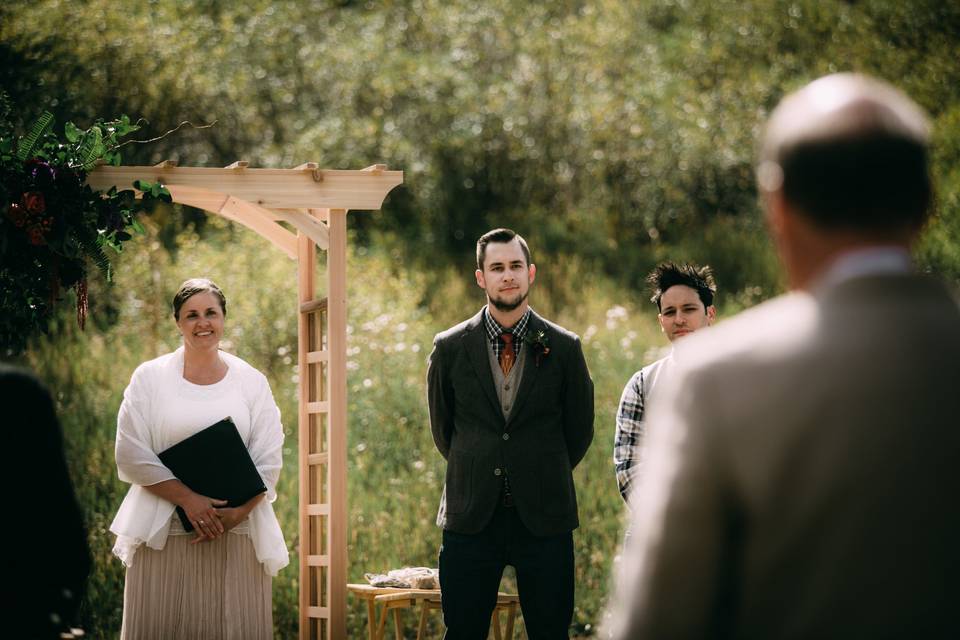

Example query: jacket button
[494,468,502,476]
[502,433,510,441]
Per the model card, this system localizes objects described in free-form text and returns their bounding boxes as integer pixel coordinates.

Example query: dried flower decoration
[529,329,551,367]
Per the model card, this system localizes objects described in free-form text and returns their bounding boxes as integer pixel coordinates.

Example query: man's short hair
[759,74,932,231]
[476,228,531,271]
[647,262,717,311]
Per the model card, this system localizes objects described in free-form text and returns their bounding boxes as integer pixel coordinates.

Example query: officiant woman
[110,278,288,640]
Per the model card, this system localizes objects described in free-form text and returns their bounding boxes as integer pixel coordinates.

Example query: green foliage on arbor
[0,105,172,353]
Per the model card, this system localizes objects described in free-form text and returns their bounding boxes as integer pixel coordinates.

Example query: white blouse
[110,347,289,576]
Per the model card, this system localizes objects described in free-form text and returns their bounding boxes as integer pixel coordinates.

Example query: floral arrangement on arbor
[0,96,171,353]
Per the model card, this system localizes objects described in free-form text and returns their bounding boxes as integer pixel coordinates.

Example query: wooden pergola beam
[168,185,298,259]
[272,209,331,251]
[87,165,403,210]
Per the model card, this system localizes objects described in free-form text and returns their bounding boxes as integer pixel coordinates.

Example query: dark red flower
[25,158,55,184]
[529,330,551,367]
[6,202,28,228]
[28,227,46,245]
[22,191,46,215]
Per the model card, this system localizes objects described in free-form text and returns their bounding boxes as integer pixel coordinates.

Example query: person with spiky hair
[613,262,717,504]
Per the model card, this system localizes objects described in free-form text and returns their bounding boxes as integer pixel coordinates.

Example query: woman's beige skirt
[121,517,272,640]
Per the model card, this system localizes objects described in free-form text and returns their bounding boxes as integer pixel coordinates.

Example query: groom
[427,228,594,639]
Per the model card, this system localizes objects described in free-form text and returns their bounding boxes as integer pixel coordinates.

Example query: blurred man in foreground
[3,364,90,638]
[605,74,960,638]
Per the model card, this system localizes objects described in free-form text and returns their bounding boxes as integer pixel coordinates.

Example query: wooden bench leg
[392,605,404,640]
[375,603,390,640]
[367,600,378,640]
[503,603,517,640]
[416,599,431,640]
[490,607,503,640]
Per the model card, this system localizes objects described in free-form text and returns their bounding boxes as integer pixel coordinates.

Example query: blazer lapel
[462,313,502,419]
[506,312,542,426]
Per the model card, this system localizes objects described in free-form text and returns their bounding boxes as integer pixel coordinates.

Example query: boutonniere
[529,329,551,367]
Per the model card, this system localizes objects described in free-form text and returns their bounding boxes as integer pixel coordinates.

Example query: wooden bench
[347,583,519,640]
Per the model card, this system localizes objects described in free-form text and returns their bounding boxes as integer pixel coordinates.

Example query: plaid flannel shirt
[483,306,531,354]
[614,353,674,503]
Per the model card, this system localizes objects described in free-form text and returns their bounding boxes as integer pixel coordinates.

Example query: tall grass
[23,218,761,637]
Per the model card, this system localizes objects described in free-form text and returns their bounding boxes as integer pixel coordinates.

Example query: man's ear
[765,188,788,240]
[706,305,717,324]
[528,263,536,284]
[475,269,485,289]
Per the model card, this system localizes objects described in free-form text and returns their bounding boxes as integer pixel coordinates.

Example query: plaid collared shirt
[614,353,675,503]
[483,306,531,355]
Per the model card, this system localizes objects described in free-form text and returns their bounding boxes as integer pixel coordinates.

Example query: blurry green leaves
[15,111,53,162]
[132,179,172,203]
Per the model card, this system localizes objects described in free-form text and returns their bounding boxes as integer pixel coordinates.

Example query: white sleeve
[243,367,290,576]
[246,370,284,502]
[115,364,176,487]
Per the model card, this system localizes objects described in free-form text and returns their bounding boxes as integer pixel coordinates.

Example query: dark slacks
[439,502,574,640]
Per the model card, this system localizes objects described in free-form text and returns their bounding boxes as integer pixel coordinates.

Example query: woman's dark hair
[172,278,227,320]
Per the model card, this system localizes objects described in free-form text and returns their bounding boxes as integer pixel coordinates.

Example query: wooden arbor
[87,162,403,640]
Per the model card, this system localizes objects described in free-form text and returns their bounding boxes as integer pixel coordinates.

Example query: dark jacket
[427,308,594,536]
[2,364,91,639]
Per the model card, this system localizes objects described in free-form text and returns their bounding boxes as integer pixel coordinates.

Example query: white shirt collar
[814,246,912,292]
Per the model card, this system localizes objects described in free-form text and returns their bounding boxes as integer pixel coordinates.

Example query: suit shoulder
[535,315,581,345]
[433,311,484,346]
[674,291,816,371]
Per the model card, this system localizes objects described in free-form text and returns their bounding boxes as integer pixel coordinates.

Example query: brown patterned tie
[499,333,515,376]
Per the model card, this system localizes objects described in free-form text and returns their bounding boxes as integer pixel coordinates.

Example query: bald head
[758,73,932,231]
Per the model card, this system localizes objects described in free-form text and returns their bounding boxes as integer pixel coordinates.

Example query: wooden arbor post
[88,162,403,640]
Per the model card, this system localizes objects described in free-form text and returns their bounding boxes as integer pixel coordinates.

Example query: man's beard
[490,289,528,312]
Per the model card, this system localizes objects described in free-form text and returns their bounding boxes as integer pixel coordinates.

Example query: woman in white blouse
[111,278,288,639]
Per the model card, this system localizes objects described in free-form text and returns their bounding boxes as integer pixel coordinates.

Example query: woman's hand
[213,506,246,532]
[210,493,264,537]
[179,492,227,541]
[142,479,227,543]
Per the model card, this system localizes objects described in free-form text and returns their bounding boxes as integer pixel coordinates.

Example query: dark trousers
[439,502,574,640]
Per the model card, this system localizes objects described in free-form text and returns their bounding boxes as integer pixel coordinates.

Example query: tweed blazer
[608,273,960,639]
[427,308,594,537]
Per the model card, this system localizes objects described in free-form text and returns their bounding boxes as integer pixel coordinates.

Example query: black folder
[158,417,267,532]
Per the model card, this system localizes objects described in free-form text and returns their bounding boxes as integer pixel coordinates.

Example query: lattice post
[298,229,330,639]
[326,209,349,639]
[297,208,348,639]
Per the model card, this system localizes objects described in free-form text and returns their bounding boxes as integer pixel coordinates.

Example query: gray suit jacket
[427,308,594,536]
[609,274,960,639]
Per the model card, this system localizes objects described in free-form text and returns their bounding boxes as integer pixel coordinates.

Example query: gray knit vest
[486,336,527,424]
